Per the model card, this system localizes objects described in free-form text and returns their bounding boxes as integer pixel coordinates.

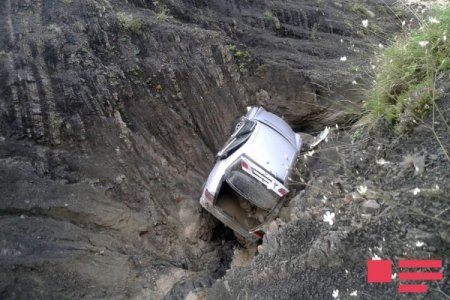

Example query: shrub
[117,12,143,34]
[157,8,169,21]
[263,10,273,19]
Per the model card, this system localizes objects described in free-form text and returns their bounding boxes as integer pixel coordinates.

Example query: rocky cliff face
[0,0,403,298]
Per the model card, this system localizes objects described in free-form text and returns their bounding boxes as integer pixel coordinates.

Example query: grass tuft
[263,10,273,19]
[366,7,450,133]
[117,12,143,34]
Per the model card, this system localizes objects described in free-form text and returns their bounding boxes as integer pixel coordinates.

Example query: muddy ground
[1,0,448,299]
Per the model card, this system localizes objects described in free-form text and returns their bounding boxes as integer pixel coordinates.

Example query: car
[199,106,303,242]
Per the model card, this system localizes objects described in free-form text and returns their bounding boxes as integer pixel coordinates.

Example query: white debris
[352,80,357,85]
[372,254,381,260]
[310,127,329,148]
[392,273,397,279]
[332,289,339,299]
[306,150,315,157]
[415,241,425,247]
[357,185,368,195]
[350,290,358,297]
[428,17,440,24]
[323,211,335,226]
[378,43,384,48]
[340,56,347,62]
[362,19,369,27]
[418,41,429,48]
[412,187,421,195]
[376,158,391,165]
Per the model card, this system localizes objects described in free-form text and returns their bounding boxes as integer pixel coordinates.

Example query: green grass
[366,7,450,132]
[157,8,169,21]
[227,44,252,75]
[117,12,143,34]
[351,3,369,15]
[263,10,273,19]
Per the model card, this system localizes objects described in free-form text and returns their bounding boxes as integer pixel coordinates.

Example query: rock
[362,200,380,212]
[406,229,440,248]
[439,229,450,245]
[273,17,281,30]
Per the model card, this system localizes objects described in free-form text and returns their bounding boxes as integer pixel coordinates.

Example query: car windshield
[217,120,256,159]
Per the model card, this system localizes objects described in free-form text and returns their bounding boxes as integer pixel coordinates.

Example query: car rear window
[217,120,256,159]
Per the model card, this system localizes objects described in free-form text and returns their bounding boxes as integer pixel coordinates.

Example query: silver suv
[200,107,303,241]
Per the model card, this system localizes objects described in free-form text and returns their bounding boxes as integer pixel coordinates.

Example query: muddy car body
[200,107,302,241]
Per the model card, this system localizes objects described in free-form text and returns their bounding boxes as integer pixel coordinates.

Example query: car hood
[243,123,297,182]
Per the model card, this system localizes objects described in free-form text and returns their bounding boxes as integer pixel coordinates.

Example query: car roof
[248,108,297,147]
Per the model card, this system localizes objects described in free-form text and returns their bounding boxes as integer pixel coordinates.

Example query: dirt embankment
[208,74,450,299]
[0,0,405,298]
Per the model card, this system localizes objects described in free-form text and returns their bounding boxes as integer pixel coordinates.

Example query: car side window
[217,120,256,159]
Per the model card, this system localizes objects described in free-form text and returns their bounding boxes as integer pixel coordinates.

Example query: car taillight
[241,160,250,171]
[254,230,265,238]
[204,189,214,203]
[278,187,287,196]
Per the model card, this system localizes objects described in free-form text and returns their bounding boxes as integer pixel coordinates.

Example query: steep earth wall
[0,0,402,298]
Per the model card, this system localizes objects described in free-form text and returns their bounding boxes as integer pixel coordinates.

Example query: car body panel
[252,110,297,146]
[200,106,302,240]
[243,123,297,182]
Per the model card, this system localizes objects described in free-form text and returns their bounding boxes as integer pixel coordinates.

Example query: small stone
[365,10,376,18]
[273,17,281,29]
[362,200,380,211]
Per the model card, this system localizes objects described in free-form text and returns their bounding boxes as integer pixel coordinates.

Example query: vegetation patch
[228,44,253,75]
[351,3,369,15]
[366,7,450,133]
[262,10,273,19]
[157,8,170,21]
[117,12,143,34]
